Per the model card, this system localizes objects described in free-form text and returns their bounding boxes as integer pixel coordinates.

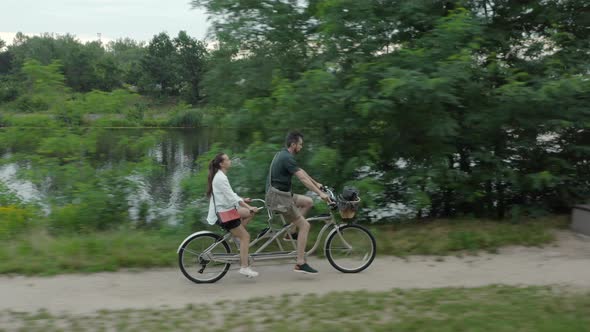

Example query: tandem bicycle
[177,186,376,283]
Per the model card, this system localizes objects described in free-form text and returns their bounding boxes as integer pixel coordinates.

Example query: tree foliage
[192,0,590,219]
[1,1,589,221]
[0,31,207,104]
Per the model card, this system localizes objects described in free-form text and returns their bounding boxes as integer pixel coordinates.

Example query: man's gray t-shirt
[269,149,300,192]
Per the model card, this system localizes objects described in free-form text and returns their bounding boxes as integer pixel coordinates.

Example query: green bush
[15,95,49,112]
[0,206,35,238]
[48,198,129,234]
[48,204,87,233]
[0,181,22,206]
[0,80,19,103]
[71,89,141,114]
[124,103,146,122]
[47,171,133,233]
[140,117,167,127]
[166,108,202,127]
[54,104,83,126]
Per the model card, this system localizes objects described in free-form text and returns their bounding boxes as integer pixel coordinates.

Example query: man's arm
[294,169,329,201]
[299,169,322,189]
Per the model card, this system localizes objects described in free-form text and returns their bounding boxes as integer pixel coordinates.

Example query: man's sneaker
[283,232,298,241]
[256,227,271,240]
[239,267,259,278]
[293,263,318,274]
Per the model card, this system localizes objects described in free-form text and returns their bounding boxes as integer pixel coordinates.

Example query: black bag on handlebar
[342,186,359,201]
[338,186,360,219]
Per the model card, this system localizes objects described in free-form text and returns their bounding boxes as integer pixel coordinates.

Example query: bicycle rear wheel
[325,224,376,273]
[178,233,231,283]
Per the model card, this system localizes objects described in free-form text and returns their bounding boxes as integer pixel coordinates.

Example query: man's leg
[291,216,309,265]
[294,194,313,217]
[291,216,318,274]
[284,196,318,273]
[286,194,313,240]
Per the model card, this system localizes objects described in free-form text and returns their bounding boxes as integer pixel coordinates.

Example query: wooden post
[572,205,590,236]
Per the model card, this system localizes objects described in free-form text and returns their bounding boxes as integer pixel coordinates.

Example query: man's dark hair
[285,131,304,148]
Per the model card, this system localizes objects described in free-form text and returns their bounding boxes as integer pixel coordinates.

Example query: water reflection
[0,128,214,224]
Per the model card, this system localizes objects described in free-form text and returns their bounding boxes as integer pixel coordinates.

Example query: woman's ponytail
[206,153,226,198]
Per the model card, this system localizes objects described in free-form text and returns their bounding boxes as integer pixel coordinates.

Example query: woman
[206,152,260,278]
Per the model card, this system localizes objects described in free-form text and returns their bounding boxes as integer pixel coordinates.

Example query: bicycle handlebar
[248,198,267,210]
[320,186,338,208]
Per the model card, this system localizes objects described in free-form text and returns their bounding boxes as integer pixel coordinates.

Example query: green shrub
[15,95,49,113]
[0,206,34,238]
[124,103,146,122]
[166,108,202,127]
[0,181,22,206]
[48,172,133,233]
[141,117,167,127]
[0,80,19,103]
[48,204,86,233]
[54,104,83,126]
[73,89,141,114]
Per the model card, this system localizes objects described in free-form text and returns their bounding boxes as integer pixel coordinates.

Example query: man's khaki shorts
[282,194,305,222]
[266,187,303,222]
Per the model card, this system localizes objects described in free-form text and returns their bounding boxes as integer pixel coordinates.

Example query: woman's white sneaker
[239,267,259,278]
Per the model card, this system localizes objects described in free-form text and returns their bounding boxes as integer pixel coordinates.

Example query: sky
[0,0,210,45]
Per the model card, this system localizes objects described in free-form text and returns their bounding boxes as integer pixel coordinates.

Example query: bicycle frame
[198,197,353,264]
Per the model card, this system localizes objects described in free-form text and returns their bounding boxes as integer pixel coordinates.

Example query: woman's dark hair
[285,131,304,148]
[207,153,226,198]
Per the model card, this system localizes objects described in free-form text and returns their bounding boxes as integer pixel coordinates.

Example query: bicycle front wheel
[325,224,376,273]
[178,233,231,283]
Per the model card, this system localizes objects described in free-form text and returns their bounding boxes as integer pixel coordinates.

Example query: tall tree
[139,32,180,97]
[106,38,146,86]
[173,31,207,104]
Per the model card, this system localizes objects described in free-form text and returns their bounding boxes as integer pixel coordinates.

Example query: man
[266,131,331,274]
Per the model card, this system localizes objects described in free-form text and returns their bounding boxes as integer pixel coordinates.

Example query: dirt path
[1,231,589,315]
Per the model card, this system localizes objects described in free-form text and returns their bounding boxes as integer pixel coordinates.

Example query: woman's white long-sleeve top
[206,171,243,225]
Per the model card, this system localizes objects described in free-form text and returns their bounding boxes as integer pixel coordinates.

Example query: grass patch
[0,228,186,276]
[370,215,569,256]
[0,215,569,276]
[1,286,589,331]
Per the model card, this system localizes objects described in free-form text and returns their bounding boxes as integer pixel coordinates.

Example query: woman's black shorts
[217,218,241,232]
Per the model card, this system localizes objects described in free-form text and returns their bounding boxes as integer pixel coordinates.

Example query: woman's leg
[229,224,250,268]
[238,207,254,227]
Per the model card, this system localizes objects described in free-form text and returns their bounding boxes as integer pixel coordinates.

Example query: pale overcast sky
[1,0,210,45]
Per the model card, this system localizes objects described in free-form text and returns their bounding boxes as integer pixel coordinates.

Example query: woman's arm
[215,173,259,213]
[238,200,258,213]
[217,174,242,206]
